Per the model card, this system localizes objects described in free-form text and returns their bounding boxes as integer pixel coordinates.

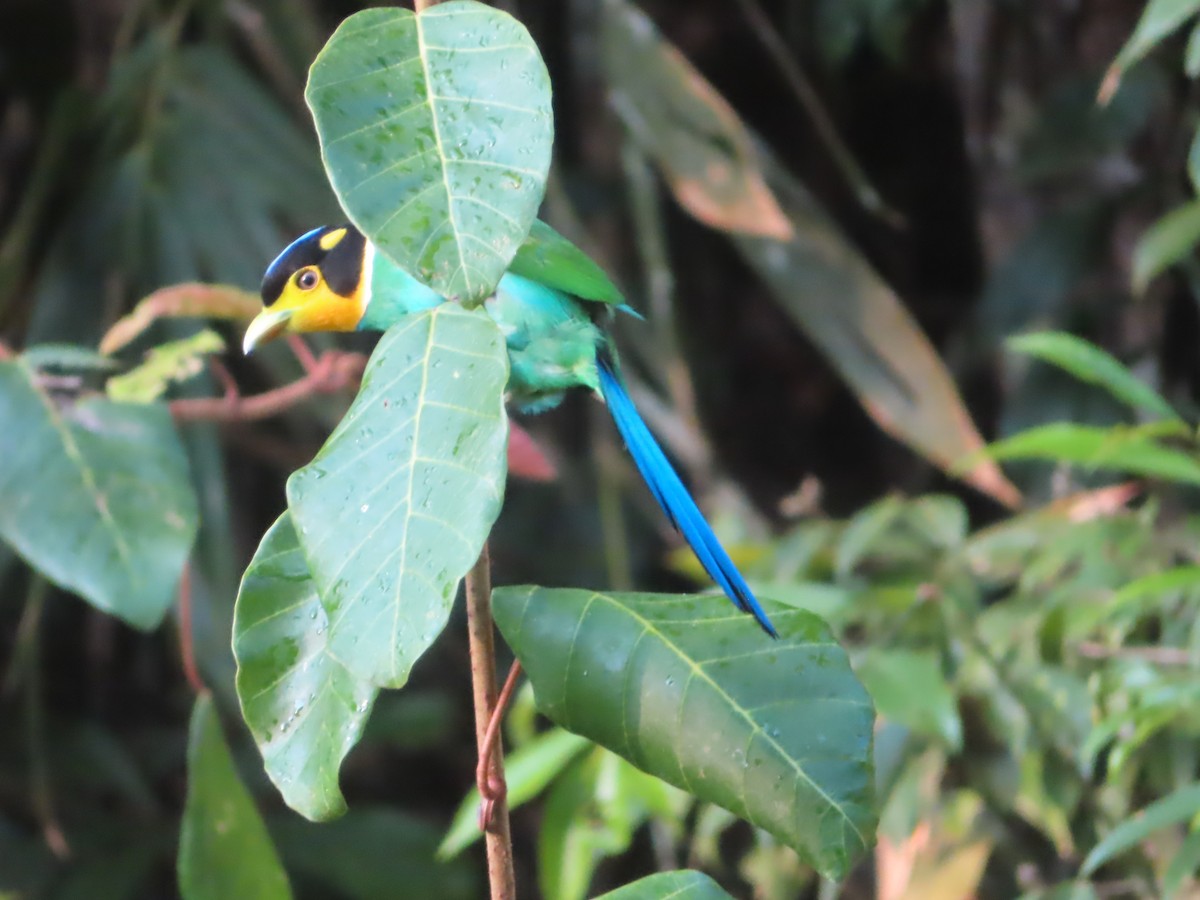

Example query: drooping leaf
[492,587,876,881]
[306,2,554,303]
[439,727,591,859]
[106,329,225,403]
[100,284,263,355]
[272,807,479,900]
[0,357,197,629]
[233,513,377,821]
[1082,782,1200,875]
[1008,331,1178,421]
[601,0,792,241]
[980,422,1200,486]
[178,693,293,900]
[509,219,625,306]
[1100,0,1200,102]
[288,306,509,687]
[590,873,729,900]
[1132,199,1200,294]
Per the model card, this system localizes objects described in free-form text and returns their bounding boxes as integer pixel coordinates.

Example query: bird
[243,221,777,637]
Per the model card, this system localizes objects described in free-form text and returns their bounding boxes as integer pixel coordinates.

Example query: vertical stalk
[464,543,516,900]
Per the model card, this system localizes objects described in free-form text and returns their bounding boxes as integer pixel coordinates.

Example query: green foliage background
[4,0,1200,897]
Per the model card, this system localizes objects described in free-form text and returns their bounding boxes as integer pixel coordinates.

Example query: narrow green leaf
[306,2,554,303]
[1106,0,1200,87]
[0,359,197,629]
[106,330,225,403]
[592,873,729,900]
[982,422,1200,486]
[858,650,962,751]
[178,694,293,900]
[234,513,377,821]
[1008,331,1178,421]
[1188,20,1200,77]
[1081,781,1200,874]
[1189,125,1200,193]
[1113,565,1200,606]
[1133,199,1200,294]
[288,306,509,688]
[492,587,876,881]
[21,345,118,372]
[438,727,591,858]
[509,219,625,306]
[1163,824,1200,897]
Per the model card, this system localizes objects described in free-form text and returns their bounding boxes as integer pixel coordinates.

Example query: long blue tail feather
[596,351,778,637]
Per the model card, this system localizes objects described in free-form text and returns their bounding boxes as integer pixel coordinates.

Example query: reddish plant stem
[177,562,205,694]
[464,543,516,900]
[0,340,12,361]
[475,659,523,828]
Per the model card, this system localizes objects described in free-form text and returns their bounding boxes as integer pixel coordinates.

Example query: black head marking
[260,224,367,305]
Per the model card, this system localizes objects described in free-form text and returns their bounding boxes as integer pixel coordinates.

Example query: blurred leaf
[1188,124,1200,192]
[288,307,508,687]
[233,513,376,821]
[1188,20,1200,76]
[272,807,478,900]
[859,650,962,750]
[593,870,734,900]
[306,2,553,303]
[1082,781,1200,874]
[439,727,591,858]
[100,284,261,355]
[1009,331,1178,421]
[361,690,456,750]
[492,586,876,881]
[1112,565,1200,608]
[178,693,293,900]
[106,330,224,403]
[1101,0,1200,102]
[981,422,1200,486]
[21,345,118,372]
[900,840,992,900]
[538,754,620,900]
[735,153,1020,507]
[1163,824,1200,897]
[1133,199,1200,294]
[0,358,197,628]
[836,495,906,577]
[601,0,792,240]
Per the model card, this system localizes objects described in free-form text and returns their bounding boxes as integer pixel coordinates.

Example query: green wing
[509,219,626,306]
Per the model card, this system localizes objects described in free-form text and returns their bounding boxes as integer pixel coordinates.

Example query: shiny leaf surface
[306,2,553,303]
[0,357,197,629]
[594,870,734,900]
[492,587,876,881]
[288,306,509,687]
[233,513,377,821]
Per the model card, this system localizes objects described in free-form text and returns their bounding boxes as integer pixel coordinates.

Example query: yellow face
[243,225,369,354]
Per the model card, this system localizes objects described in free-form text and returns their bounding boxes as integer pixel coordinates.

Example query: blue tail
[596,351,777,637]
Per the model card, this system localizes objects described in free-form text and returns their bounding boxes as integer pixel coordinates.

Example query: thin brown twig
[169,351,365,423]
[464,543,516,900]
[1075,642,1193,666]
[177,562,205,694]
[475,659,523,828]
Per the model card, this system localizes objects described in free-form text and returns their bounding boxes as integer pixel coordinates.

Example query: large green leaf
[306,2,553,303]
[594,871,734,900]
[492,587,876,881]
[288,306,509,687]
[178,694,293,900]
[598,0,1019,508]
[0,356,198,629]
[233,513,377,821]
[1102,0,1200,100]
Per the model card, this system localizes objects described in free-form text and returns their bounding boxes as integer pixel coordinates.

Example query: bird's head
[243,224,370,353]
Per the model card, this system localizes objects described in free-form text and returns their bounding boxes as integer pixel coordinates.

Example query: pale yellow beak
[242,307,294,355]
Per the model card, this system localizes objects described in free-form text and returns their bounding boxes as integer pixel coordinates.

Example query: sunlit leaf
[106,330,225,403]
[0,357,197,629]
[1101,0,1200,102]
[594,870,734,900]
[1008,331,1178,421]
[288,306,509,687]
[306,2,553,303]
[1082,782,1200,874]
[100,284,262,355]
[601,0,792,241]
[493,587,876,881]
[233,513,377,821]
[1132,199,1200,294]
[439,727,591,859]
[178,693,293,900]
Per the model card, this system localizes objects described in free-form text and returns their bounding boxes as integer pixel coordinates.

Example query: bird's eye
[296,268,320,291]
